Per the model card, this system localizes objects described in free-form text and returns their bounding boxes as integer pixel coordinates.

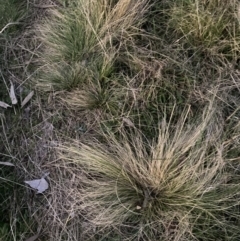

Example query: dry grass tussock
[170,0,239,48]
[7,0,159,136]
[45,103,240,241]
[35,0,149,91]
[34,0,156,130]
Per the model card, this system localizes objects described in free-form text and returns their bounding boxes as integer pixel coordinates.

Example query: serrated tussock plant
[58,103,240,240]
[169,0,240,52]
[36,0,149,91]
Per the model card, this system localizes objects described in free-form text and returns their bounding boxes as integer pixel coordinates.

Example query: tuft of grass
[57,103,240,240]
[35,0,149,91]
[35,0,167,134]
[169,0,240,51]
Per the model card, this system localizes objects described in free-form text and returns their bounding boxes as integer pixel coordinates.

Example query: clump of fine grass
[36,0,149,91]
[169,0,240,51]
[36,0,165,133]
[57,103,240,241]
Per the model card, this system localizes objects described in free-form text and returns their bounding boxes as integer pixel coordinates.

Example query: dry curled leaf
[10,83,18,105]
[0,101,11,109]
[21,91,34,108]
[24,177,49,194]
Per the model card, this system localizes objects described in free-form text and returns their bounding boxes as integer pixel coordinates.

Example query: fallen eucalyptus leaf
[0,101,11,109]
[21,91,34,108]
[24,177,49,194]
[10,83,18,105]
[0,161,15,166]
